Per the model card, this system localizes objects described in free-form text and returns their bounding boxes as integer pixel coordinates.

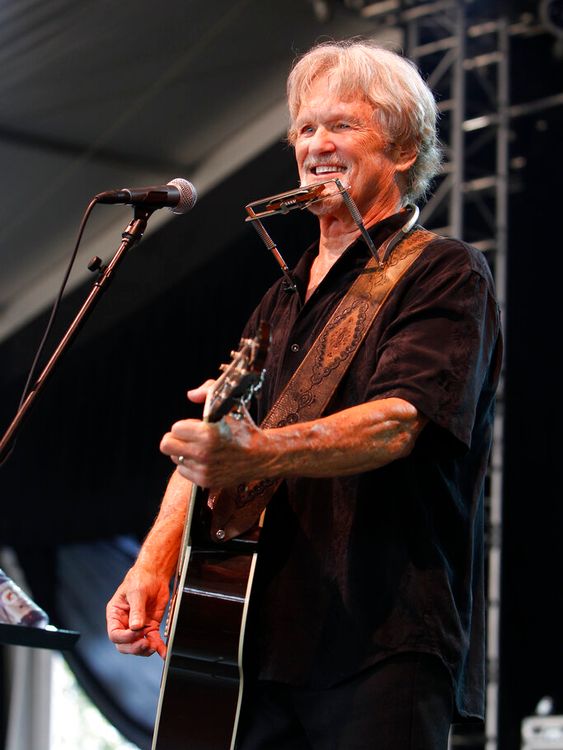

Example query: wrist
[252,424,303,479]
[135,531,182,581]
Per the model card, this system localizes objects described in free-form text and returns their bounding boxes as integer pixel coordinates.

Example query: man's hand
[106,566,171,659]
[160,410,264,488]
[106,421,194,659]
[160,376,266,487]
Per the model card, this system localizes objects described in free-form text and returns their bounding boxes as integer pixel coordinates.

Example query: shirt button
[290,343,300,352]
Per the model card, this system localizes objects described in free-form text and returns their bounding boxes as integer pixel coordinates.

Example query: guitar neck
[172,391,213,595]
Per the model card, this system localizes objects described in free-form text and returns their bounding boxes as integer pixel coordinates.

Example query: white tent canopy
[0,0,385,340]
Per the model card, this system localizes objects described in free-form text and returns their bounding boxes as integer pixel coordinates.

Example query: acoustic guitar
[151,323,269,750]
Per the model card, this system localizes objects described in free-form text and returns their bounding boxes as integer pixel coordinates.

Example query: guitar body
[151,507,259,750]
[151,325,269,750]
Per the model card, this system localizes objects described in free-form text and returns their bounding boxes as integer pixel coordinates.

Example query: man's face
[293,75,401,219]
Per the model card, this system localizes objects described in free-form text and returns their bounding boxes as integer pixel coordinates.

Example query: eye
[335,121,351,130]
[298,124,315,137]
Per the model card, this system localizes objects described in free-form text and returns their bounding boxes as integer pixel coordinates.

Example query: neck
[305,197,403,303]
[317,196,401,261]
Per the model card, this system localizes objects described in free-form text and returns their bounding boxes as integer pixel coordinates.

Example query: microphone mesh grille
[168,178,198,214]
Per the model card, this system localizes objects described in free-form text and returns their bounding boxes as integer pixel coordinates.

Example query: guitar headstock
[204,321,270,424]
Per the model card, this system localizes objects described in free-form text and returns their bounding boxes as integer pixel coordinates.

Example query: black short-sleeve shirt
[242,211,502,720]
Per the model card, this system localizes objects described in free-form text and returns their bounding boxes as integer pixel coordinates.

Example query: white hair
[287,40,442,204]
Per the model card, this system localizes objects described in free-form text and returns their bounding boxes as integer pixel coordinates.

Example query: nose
[308,125,336,154]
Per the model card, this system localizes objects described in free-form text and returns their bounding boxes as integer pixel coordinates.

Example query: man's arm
[106,381,214,657]
[106,468,192,657]
[161,397,427,489]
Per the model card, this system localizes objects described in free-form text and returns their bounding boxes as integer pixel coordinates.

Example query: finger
[175,461,205,486]
[161,428,215,461]
[109,627,147,645]
[170,419,206,440]
[106,600,132,637]
[187,379,215,403]
[172,454,195,471]
[107,614,130,639]
[126,588,148,631]
[160,423,205,456]
[145,629,167,659]
[160,434,191,457]
[114,638,156,657]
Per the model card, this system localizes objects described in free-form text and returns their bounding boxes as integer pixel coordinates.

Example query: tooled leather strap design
[209,227,437,542]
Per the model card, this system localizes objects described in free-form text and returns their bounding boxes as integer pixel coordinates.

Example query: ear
[391,144,418,173]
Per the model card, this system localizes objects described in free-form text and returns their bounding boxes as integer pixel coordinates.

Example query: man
[107,40,502,749]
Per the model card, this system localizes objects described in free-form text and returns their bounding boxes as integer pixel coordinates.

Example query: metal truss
[348,0,561,747]
[405,14,504,750]
[404,8,508,748]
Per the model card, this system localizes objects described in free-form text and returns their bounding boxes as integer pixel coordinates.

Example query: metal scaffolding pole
[485,17,509,750]
[450,2,466,238]
[403,3,508,748]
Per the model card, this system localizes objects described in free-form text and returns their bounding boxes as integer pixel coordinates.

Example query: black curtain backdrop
[0,140,317,747]
[0,141,318,546]
[499,114,563,747]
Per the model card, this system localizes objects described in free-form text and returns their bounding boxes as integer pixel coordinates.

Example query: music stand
[0,623,79,651]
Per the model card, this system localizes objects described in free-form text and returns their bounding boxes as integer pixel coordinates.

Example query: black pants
[236,653,454,750]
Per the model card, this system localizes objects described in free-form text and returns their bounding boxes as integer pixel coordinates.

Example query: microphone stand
[0,205,155,463]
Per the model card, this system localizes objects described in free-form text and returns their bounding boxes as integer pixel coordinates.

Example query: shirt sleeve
[366,239,502,449]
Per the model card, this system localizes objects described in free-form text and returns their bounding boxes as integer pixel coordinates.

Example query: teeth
[314,165,343,174]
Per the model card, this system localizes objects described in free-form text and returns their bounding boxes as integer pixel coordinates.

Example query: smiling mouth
[310,164,347,176]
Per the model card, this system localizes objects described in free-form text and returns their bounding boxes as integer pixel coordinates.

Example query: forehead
[295,75,374,122]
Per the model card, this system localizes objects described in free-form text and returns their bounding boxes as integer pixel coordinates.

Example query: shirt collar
[290,207,417,297]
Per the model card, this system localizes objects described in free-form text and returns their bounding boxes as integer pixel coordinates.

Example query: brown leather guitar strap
[209,227,437,542]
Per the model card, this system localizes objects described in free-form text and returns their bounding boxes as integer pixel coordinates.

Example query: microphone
[95,178,197,215]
